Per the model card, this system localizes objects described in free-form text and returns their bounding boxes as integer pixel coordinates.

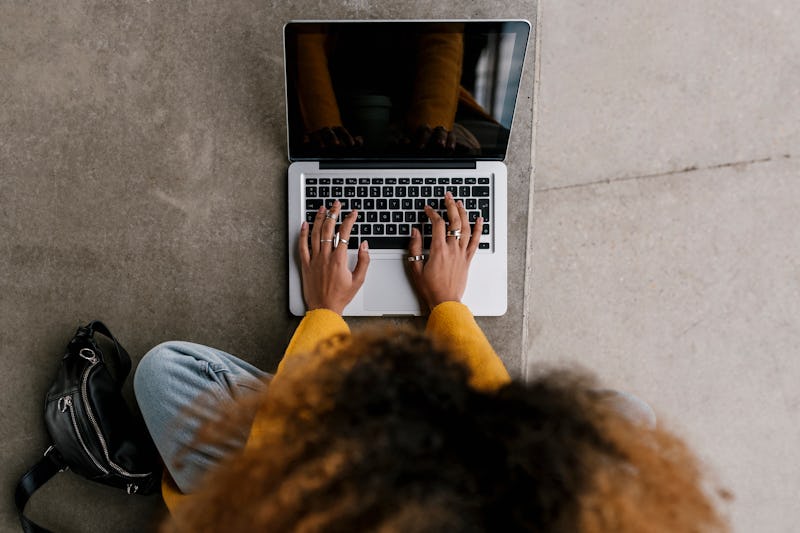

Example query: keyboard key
[364,199,375,210]
[319,186,330,197]
[434,186,445,196]
[382,186,393,197]
[423,224,433,235]
[357,186,368,197]
[369,186,381,197]
[423,237,433,249]
[421,186,432,196]
[332,186,343,197]
[351,225,359,235]
[472,186,490,197]
[469,211,480,222]
[306,187,318,197]
[459,186,470,197]
[333,178,344,184]
[389,199,400,210]
[446,185,458,195]
[404,211,416,222]
[306,199,323,210]
[373,178,384,184]
[351,199,362,209]
[305,211,317,222]
[437,178,449,184]
[346,178,357,184]
[392,212,403,222]
[399,224,410,235]
[478,177,490,184]
[408,186,419,196]
[339,199,349,209]
[306,178,318,184]
[402,199,412,210]
[479,199,490,219]
[367,212,377,222]
[361,225,371,235]
[482,224,490,235]
[355,212,365,222]
[415,199,426,210]
[319,178,331,185]
[396,186,407,197]
[466,198,477,210]
[425,178,436,184]
[385,178,397,184]
[412,177,424,184]
[344,187,355,197]
[479,242,490,249]
[377,199,388,210]
[380,212,390,222]
[386,224,398,235]
[417,212,428,223]
[465,177,476,184]
[399,178,410,184]
[365,237,408,249]
[426,199,437,209]
[373,224,385,235]
[359,177,370,184]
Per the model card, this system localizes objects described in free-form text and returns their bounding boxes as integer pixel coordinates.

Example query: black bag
[15,321,160,533]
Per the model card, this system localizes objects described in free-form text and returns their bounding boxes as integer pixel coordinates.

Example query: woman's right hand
[407,192,483,310]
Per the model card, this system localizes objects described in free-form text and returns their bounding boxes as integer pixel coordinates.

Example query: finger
[351,240,371,287]
[310,206,325,257]
[335,210,358,259]
[298,221,311,267]
[466,216,483,260]
[456,200,471,250]
[446,130,457,152]
[417,125,432,150]
[320,200,340,256]
[425,204,446,248]
[444,192,461,246]
[334,126,355,148]
[407,227,424,278]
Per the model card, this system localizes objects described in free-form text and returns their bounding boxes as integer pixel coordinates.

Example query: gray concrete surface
[1,1,535,531]
[526,1,800,531]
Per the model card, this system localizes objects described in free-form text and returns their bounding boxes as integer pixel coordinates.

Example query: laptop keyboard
[304,176,492,250]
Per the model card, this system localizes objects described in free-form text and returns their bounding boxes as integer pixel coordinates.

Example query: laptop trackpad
[364,259,419,314]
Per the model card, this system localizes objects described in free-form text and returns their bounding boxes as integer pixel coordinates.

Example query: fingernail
[301,221,307,229]
[361,240,369,250]
[445,191,452,198]
[318,206,324,212]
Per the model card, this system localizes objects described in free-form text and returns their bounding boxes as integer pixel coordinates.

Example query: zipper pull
[58,396,72,412]
[79,348,99,364]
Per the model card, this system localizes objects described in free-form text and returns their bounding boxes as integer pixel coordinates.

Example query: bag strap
[15,446,66,533]
[84,320,132,384]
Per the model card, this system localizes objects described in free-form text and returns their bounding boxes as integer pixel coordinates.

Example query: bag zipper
[58,395,110,475]
[77,347,153,479]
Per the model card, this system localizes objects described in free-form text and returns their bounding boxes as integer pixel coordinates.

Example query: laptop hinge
[319,160,477,170]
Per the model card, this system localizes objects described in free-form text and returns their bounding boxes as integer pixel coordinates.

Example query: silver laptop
[285,20,530,316]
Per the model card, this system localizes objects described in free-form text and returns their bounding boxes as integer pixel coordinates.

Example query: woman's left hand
[299,201,370,315]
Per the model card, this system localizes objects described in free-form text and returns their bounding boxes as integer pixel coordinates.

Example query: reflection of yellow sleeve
[425,301,510,392]
[296,32,342,132]
[407,30,464,132]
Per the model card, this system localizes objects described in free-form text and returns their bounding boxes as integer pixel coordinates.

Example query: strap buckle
[44,446,68,472]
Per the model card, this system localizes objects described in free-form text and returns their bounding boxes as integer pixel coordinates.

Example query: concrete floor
[1,0,797,532]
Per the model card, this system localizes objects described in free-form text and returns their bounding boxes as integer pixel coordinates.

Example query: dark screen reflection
[286,22,528,160]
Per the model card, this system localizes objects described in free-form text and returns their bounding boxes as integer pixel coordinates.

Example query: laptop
[285,20,531,316]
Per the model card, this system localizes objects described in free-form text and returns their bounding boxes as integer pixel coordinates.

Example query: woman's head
[165,327,728,532]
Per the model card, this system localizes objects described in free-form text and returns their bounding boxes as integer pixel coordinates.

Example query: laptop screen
[284,21,530,162]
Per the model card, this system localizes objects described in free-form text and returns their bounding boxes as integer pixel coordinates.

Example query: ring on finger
[324,212,337,221]
[320,239,333,243]
[446,228,462,240]
[407,254,426,262]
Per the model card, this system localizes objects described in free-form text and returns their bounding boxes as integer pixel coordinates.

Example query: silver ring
[407,254,426,262]
[324,212,337,220]
[446,228,462,240]
[320,239,333,243]
[337,239,349,247]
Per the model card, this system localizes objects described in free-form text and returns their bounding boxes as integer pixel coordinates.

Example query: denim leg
[133,341,272,493]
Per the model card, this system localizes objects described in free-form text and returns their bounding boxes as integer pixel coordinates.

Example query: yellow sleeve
[295,32,343,133]
[406,30,464,132]
[425,301,510,392]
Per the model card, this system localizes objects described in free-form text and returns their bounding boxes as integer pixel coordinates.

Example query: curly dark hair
[164,327,728,532]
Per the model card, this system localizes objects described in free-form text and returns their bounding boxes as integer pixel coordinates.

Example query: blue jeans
[133,342,271,493]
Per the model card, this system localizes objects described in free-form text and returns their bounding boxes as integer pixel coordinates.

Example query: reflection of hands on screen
[305,126,364,152]
[396,124,481,155]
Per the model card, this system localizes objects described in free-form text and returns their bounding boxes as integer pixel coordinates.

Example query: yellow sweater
[162,302,509,511]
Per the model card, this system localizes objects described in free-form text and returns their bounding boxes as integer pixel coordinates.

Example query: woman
[134,194,727,532]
